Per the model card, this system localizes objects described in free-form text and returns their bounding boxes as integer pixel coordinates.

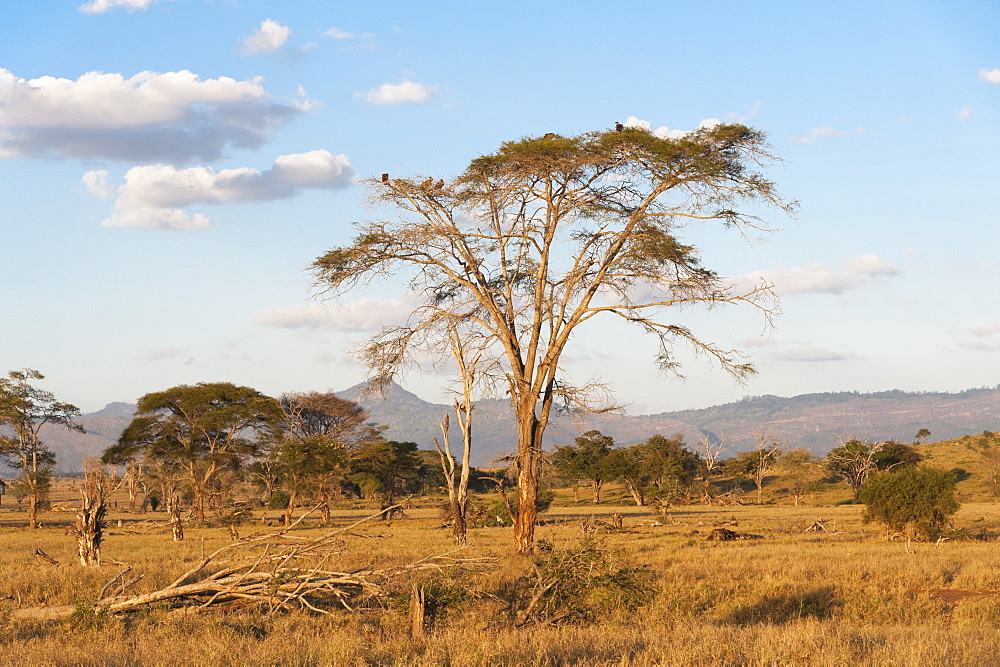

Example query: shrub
[858,465,960,540]
[502,539,657,626]
[268,490,291,510]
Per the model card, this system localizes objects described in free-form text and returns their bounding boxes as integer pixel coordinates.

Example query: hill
[12,384,1000,473]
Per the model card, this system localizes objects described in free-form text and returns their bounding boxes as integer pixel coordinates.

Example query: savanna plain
[3,458,1000,667]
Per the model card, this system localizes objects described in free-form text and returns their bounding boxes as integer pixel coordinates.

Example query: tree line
[0,367,984,549]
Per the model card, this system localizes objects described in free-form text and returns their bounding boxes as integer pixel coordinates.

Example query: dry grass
[3,487,1000,665]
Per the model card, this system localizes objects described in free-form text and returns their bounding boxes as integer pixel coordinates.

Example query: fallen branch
[12,499,494,621]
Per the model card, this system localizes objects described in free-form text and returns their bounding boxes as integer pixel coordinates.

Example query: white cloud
[93,149,354,230]
[138,348,192,363]
[323,26,354,39]
[82,170,115,199]
[979,68,1000,84]
[253,297,417,331]
[0,68,301,162]
[730,253,900,296]
[772,346,851,362]
[957,106,974,121]
[239,19,292,55]
[623,116,722,139]
[355,80,437,106]
[78,0,171,13]
[967,322,1000,338]
[790,124,871,145]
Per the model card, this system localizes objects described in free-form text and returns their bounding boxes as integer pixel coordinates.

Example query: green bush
[268,490,290,510]
[858,465,960,540]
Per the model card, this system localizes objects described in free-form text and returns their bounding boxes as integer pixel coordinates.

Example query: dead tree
[72,459,124,567]
[166,488,184,542]
[14,501,491,620]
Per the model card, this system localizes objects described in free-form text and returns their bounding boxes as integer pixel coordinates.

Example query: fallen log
[12,499,494,621]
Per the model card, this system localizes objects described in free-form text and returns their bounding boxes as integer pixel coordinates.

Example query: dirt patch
[916,589,1000,604]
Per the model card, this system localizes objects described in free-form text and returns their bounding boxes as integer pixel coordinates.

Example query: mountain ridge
[13,383,1000,472]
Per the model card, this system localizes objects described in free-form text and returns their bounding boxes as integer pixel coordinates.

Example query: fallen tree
[13,501,492,621]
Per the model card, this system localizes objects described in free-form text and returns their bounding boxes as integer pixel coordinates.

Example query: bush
[268,490,290,510]
[502,538,657,626]
[488,488,556,526]
[858,465,960,540]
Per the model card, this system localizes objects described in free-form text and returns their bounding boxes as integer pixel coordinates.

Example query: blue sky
[1,0,998,415]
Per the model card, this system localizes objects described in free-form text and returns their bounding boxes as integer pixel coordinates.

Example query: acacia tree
[273,392,381,525]
[312,123,794,554]
[826,438,921,497]
[0,369,83,528]
[111,383,283,522]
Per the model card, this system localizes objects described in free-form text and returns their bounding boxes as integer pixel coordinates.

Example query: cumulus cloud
[239,19,292,55]
[92,149,354,230]
[0,68,302,162]
[730,254,901,296]
[78,0,171,13]
[623,116,721,139]
[790,124,872,145]
[82,170,116,199]
[979,68,1000,84]
[355,80,437,106]
[253,297,417,331]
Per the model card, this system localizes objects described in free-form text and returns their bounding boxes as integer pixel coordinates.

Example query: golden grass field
[3,462,1000,666]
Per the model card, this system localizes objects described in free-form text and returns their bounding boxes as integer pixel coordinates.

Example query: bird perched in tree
[381,173,389,182]
[434,179,445,190]
[421,177,434,188]
[543,132,556,139]
[615,121,624,132]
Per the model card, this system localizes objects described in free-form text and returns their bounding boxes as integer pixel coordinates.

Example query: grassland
[3,461,1000,666]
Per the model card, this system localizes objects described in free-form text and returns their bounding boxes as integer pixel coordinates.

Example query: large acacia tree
[312,123,794,554]
[108,383,283,522]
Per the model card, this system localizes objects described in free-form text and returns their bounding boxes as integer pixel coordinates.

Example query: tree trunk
[28,492,39,529]
[573,481,580,503]
[513,407,545,556]
[75,491,106,566]
[283,489,297,527]
[167,492,184,542]
[451,499,468,546]
[592,479,603,504]
[625,481,645,506]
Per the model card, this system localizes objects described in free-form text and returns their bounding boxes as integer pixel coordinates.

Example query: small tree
[778,448,819,505]
[858,466,959,540]
[351,440,421,514]
[964,431,1000,496]
[827,438,920,497]
[271,392,380,525]
[0,369,83,528]
[730,433,781,504]
[552,431,615,504]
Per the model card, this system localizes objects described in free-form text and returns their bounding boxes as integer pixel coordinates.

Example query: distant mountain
[15,384,1000,473]
[345,383,1000,463]
[657,387,1000,453]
